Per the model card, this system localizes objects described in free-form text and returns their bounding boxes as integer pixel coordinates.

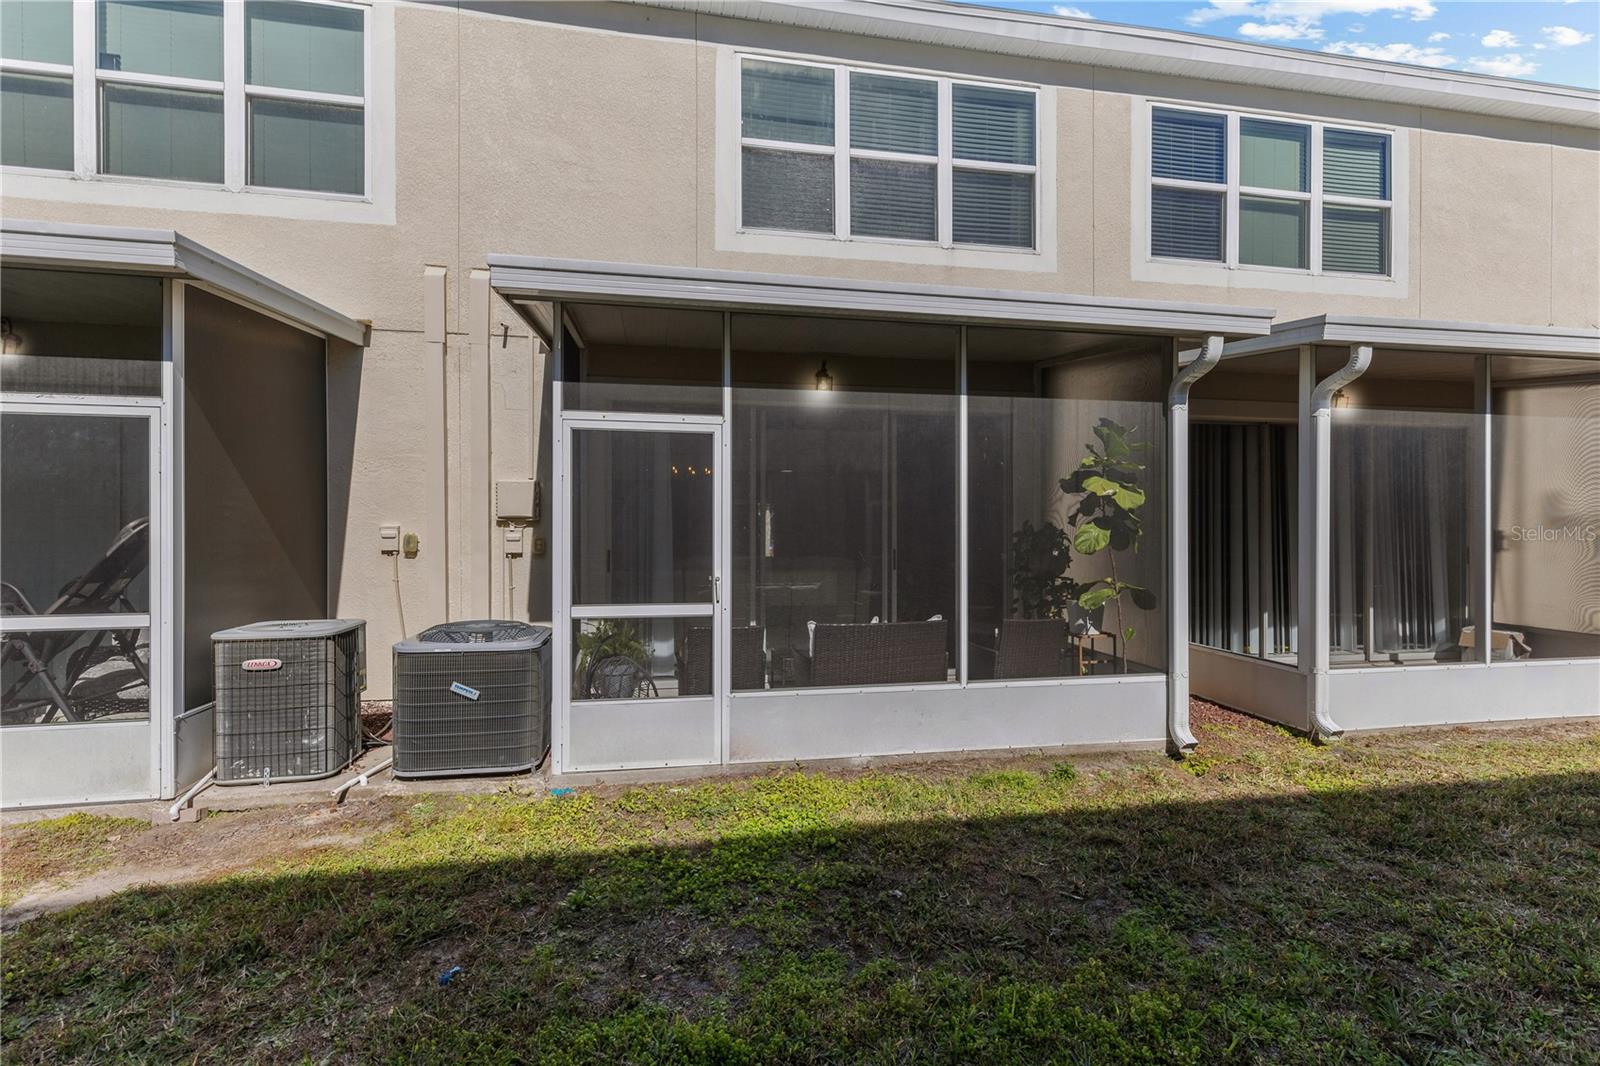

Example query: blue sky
[984,1,1600,88]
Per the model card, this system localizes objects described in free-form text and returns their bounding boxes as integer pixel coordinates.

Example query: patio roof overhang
[1209,314,1600,363]
[488,256,1275,340]
[0,219,368,347]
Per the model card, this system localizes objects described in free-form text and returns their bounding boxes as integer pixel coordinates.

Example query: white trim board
[1213,314,1600,362]
[646,0,1599,131]
[0,219,369,346]
[489,256,1274,337]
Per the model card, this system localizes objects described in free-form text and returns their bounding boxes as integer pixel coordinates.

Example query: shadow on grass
[2,771,1599,1064]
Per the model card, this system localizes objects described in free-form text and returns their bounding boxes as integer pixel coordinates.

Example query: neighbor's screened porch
[1188,323,1599,736]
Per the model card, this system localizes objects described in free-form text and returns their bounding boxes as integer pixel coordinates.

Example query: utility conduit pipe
[332,757,393,806]
[168,768,216,821]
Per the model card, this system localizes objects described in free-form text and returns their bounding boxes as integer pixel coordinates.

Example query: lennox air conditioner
[212,619,367,785]
[392,620,551,778]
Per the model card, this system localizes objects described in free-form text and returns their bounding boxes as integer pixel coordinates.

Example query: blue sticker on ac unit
[449,681,481,701]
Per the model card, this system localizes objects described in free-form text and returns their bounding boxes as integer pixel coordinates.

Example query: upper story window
[1,0,367,198]
[1149,106,1392,277]
[739,57,1038,251]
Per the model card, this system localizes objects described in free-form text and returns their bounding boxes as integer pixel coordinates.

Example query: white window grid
[0,0,369,199]
[737,55,1040,251]
[1148,104,1393,278]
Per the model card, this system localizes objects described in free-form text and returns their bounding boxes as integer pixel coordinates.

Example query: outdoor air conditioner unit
[391,620,551,778]
[212,619,367,785]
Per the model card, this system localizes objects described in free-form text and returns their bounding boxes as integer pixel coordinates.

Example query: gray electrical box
[495,479,540,521]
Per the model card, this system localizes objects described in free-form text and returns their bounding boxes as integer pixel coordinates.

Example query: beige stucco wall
[3,1,1595,695]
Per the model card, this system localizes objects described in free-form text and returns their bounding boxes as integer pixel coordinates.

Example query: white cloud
[1323,40,1456,67]
[1480,29,1519,48]
[1051,5,1096,18]
[1465,53,1540,77]
[1426,31,1450,42]
[1239,20,1324,40]
[1542,25,1595,47]
[1186,1,1436,27]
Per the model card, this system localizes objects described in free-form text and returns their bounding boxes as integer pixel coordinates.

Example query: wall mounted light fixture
[814,361,834,391]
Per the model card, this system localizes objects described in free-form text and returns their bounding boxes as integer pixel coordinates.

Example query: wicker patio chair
[797,619,947,686]
[677,625,767,694]
[993,618,1069,679]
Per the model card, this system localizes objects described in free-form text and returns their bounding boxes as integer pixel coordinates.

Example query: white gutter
[1166,335,1223,756]
[642,0,1600,131]
[1303,343,1374,743]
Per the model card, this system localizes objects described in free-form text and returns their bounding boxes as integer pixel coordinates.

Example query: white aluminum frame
[1147,103,1393,279]
[734,52,1041,254]
[558,408,728,773]
[0,395,165,803]
[2,0,383,216]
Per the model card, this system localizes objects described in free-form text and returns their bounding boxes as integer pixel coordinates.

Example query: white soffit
[1216,315,1600,361]
[0,219,369,346]
[645,0,1600,131]
[488,255,1275,337]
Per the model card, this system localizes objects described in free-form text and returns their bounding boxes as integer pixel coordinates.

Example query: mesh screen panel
[214,629,362,784]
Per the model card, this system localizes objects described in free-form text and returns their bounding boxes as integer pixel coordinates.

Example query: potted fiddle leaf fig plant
[1059,417,1159,672]
[1009,519,1074,620]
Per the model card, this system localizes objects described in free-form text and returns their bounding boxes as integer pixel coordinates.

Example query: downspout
[1165,334,1224,756]
[1306,343,1373,742]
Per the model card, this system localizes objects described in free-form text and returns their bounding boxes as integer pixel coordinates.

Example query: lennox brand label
[450,681,481,700]
[241,658,283,672]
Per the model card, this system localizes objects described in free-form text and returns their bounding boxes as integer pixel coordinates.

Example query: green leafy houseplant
[1009,519,1075,620]
[574,619,649,689]
[1059,418,1159,672]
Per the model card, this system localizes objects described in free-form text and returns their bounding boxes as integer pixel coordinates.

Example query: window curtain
[1330,417,1471,660]
[1190,424,1297,657]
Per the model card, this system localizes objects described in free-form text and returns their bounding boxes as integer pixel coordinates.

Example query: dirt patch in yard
[1,797,409,928]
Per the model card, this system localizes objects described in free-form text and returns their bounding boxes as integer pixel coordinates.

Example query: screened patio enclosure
[491,257,1272,774]
[1189,316,1600,737]
[0,220,365,807]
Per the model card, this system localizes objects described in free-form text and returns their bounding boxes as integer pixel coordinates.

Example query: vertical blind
[97,0,223,80]
[1239,196,1307,269]
[249,97,364,194]
[1,73,73,170]
[101,83,223,183]
[1240,118,1307,192]
[2,0,71,63]
[1152,108,1225,183]
[246,0,364,97]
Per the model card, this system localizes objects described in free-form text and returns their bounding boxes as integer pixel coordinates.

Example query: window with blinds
[1,0,367,197]
[739,57,1038,251]
[1149,106,1392,278]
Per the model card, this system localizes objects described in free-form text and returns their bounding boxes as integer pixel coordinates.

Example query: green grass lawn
[3,711,1599,1064]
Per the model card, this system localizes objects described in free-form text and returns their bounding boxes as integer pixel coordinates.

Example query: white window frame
[718,48,1056,272]
[1,0,393,223]
[1132,98,1407,299]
